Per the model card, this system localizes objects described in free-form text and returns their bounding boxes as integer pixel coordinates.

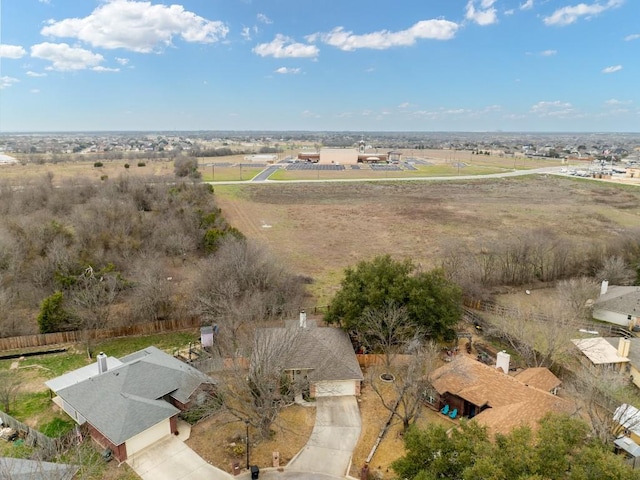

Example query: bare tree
[596,256,636,285]
[358,303,416,368]
[564,363,632,444]
[369,341,440,431]
[191,237,305,355]
[0,369,21,413]
[69,266,121,358]
[216,326,308,439]
[556,277,599,319]
[486,299,577,369]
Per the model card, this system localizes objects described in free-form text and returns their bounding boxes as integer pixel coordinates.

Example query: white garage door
[126,419,171,457]
[315,380,356,397]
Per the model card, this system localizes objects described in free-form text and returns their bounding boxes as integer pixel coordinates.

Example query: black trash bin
[250,465,260,479]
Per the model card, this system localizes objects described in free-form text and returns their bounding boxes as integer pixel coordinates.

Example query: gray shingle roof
[0,457,78,480]
[595,286,640,316]
[53,346,215,446]
[254,326,363,382]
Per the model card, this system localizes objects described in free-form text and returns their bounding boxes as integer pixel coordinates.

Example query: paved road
[251,165,282,182]
[209,166,575,186]
[287,396,361,478]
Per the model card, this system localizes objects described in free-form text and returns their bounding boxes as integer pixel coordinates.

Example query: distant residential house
[253,312,363,398]
[572,337,631,375]
[0,457,78,480]
[429,353,572,437]
[614,403,640,469]
[45,346,216,462]
[593,281,640,329]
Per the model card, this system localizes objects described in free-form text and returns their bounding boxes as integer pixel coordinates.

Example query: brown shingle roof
[429,355,573,436]
[513,367,562,392]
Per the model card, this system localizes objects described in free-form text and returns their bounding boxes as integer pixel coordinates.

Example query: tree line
[0,174,303,348]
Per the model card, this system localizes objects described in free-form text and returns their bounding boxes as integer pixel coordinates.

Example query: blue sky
[0,0,638,132]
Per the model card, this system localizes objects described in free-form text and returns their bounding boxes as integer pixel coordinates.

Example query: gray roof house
[46,346,215,462]
[0,457,78,480]
[253,313,363,398]
[593,282,640,328]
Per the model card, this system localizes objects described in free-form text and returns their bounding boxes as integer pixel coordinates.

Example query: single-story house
[614,404,640,469]
[253,312,363,398]
[0,457,78,480]
[571,337,631,374]
[46,346,216,462]
[429,354,572,437]
[603,337,640,389]
[593,282,640,328]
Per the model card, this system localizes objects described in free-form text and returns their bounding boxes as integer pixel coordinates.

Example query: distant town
[1,131,639,165]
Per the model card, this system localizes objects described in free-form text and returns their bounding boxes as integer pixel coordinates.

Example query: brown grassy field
[215,176,640,303]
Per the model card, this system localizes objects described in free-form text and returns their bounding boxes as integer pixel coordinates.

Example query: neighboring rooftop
[572,337,630,365]
[595,285,640,315]
[430,355,573,436]
[254,326,363,382]
[0,457,78,480]
[50,346,215,446]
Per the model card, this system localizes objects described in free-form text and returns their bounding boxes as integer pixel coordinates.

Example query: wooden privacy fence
[356,354,412,368]
[0,410,83,460]
[0,317,201,352]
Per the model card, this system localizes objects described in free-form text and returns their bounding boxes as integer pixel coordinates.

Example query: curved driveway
[287,396,362,478]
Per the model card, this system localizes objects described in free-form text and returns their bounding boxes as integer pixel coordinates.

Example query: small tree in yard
[369,341,440,432]
[37,291,71,333]
[0,369,21,413]
[174,157,201,179]
[326,255,462,343]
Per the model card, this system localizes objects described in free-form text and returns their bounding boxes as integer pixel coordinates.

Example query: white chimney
[600,280,609,296]
[496,351,510,374]
[97,352,108,374]
[299,310,307,328]
[618,338,631,358]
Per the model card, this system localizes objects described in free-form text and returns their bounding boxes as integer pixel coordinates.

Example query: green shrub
[100,175,108,181]
[93,162,103,167]
[124,163,130,169]
[41,417,75,437]
[37,291,71,333]
[137,161,146,167]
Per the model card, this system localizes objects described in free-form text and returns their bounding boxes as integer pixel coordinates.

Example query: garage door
[126,419,171,457]
[315,380,356,397]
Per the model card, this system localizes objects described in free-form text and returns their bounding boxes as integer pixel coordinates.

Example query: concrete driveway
[126,435,233,480]
[287,396,361,477]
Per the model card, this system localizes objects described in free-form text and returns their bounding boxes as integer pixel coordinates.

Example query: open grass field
[215,175,640,303]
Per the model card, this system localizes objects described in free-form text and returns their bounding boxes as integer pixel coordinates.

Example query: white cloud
[257,13,272,24]
[520,0,534,10]
[93,66,120,72]
[31,42,105,71]
[398,102,411,108]
[543,0,624,26]
[253,34,319,58]
[40,0,228,53]
[275,67,301,74]
[30,89,40,94]
[465,0,498,26]
[540,49,557,56]
[39,0,51,4]
[241,27,252,40]
[625,33,640,41]
[115,57,129,66]
[0,76,19,89]
[602,64,622,73]
[531,100,574,116]
[307,19,459,51]
[605,98,631,105]
[0,44,27,59]
[26,71,47,77]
